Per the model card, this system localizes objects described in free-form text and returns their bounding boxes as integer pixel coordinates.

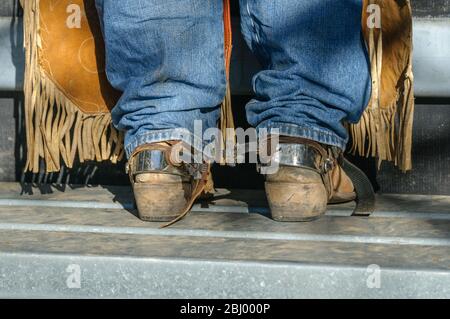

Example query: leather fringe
[349,0,414,172]
[21,0,124,173]
[219,0,235,165]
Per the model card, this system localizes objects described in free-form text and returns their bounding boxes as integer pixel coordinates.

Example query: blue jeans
[95,0,371,158]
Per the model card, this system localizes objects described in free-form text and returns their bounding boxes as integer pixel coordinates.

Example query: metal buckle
[322,158,336,173]
[185,163,209,180]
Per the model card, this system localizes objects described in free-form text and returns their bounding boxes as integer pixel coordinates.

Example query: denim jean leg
[239,0,371,150]
[95,0,226,158]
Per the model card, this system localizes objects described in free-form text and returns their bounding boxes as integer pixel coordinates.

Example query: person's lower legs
[239,0,371,149]
[95,0,226,222]
[240,0,371,221]
[95,0,226,158]
[95,0,371,223]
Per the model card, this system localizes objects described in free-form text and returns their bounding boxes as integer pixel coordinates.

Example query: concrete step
[0,183,449,298]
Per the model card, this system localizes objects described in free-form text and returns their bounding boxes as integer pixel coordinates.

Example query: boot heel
[265,181,328,222]
[133,176,191,222]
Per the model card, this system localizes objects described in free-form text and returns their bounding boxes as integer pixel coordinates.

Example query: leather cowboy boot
[127,141,211,223]
[263,136,358,222]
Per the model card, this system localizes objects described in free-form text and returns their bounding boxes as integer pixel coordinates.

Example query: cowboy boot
[127,141,211,223]
[263,136,356,222]
[127,142,191,222]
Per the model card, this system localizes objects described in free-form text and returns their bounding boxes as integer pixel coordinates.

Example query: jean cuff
[124,128,206,159]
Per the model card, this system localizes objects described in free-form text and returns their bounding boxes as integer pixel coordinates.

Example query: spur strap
[161,163,210,228]
[341,158,375,216]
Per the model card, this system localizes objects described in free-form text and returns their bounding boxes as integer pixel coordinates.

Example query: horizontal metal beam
[1,252,448,299]
[1,17,450,97]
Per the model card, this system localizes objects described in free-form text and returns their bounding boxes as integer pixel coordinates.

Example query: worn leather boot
[127,142,211,223]
[263,136,356,222]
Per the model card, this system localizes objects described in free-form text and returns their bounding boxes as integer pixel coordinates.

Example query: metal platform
[0,182,449,298]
